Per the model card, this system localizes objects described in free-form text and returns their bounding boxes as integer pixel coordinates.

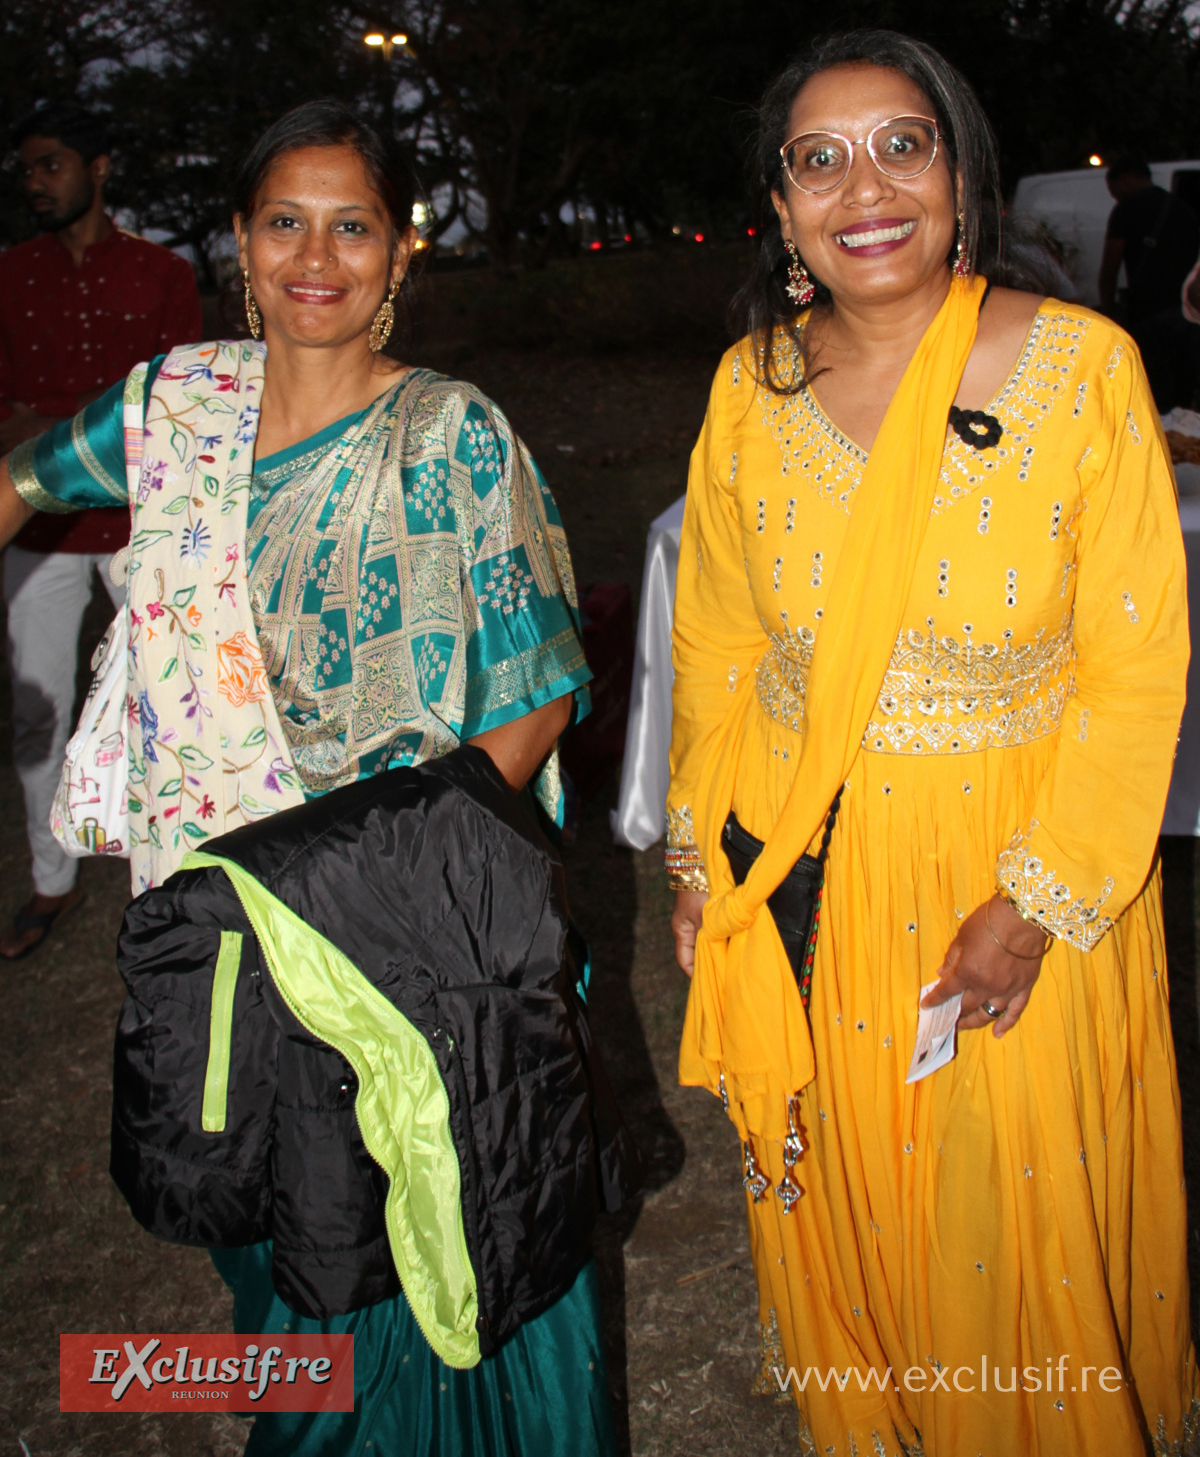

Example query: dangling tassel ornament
[775,1096,805,1214]
[743,1139,770,1203]
[953,212,970,280]
[243,270,262,340]
[784,240,816,307]
[369,281,401,352]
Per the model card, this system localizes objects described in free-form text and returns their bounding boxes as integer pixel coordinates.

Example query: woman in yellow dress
[667,30,1195,1456]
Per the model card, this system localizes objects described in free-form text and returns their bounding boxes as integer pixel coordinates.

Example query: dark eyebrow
[263,198,376,213]
[21,147,63,168]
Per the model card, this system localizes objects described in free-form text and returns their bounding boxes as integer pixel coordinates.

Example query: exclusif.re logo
[59,1334,354,1412]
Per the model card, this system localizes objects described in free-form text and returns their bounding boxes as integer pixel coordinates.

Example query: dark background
[3,0,1200,281]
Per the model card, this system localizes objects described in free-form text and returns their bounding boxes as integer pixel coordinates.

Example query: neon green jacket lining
[184,850,481,1368]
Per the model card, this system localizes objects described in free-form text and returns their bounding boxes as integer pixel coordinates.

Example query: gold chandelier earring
[243,269,263,340]
[953,212,970,279]
[369,281,401,352]
[784,240,815,307]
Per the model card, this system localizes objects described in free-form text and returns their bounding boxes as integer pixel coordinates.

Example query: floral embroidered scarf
[125,341,304,890]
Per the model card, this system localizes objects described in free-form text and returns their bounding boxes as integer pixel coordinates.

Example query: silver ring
[981,1000,1005,1019]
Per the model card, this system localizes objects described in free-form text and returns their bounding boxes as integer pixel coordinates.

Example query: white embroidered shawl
[123,341,304,890]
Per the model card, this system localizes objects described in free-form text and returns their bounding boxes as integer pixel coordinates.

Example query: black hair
[11,101,112,163]
[233,99,416,240]
[230,99,421,347]
[731,29,1005,394]
[1106,151,1152,185]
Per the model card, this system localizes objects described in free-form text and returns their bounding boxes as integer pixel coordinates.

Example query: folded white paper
[906,981,963,1084]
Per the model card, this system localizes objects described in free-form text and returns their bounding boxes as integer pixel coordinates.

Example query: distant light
[694,233,704,243]
[747,227,756,236]
[413,238,429,250]
[623,233,632,242]
[671,225,681,235]
[412,201,428,226]
[365,32,384,45]
[589,240,602,250]
[1088,154,1103,167]
[391,33,407,45]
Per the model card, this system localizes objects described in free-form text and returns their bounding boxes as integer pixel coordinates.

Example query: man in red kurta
[0,101,202,957]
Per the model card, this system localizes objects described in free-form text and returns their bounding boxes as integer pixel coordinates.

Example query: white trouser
[4,545,125,897]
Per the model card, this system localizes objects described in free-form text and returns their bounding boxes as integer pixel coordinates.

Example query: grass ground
[1,327,1198,1457]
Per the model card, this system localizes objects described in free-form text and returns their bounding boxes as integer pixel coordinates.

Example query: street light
[363,30,407,59]
[1088,154,1103,168]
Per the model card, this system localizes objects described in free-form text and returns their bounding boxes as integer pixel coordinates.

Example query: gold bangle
[985,897,1052,960]
[668,871,709,893]
[666,844,709,894]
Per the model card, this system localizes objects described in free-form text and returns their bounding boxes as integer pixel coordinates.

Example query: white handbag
[50,608,131,859]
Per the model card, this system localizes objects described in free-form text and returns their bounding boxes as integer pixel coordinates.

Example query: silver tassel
[775,1096,805,1214]
[743,1140,770,1202]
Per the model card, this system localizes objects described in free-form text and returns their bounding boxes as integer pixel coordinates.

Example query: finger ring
[981,1000,1005,1019]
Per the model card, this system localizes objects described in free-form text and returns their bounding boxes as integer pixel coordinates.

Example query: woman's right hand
[0,454,36,548]
[671,888,709,978]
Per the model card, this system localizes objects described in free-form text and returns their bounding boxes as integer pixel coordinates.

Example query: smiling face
[234,144,415,350]
[771,63,958,309]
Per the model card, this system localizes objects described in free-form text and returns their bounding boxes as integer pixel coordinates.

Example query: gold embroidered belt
[756,619,1075,755]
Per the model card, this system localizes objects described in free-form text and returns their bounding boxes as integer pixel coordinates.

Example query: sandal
[0,893,86,962]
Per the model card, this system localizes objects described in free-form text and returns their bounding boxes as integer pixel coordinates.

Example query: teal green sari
[17,365,616,1457]
[234,422,613,1457]
[15,360,591,812]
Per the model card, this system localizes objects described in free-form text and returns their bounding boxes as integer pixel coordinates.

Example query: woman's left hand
[920,895,1050,1037]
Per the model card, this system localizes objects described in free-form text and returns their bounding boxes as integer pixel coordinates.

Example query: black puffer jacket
[111,746,639,1365]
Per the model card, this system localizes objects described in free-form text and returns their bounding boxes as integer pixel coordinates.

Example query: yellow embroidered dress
[667,301,1196,1456]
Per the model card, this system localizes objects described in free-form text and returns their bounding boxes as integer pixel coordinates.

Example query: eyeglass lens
[783,116,938,193]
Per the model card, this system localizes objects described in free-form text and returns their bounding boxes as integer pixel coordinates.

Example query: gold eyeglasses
[780,115,940,194]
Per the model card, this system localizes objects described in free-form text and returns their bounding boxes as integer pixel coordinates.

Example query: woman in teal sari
[0,101,617,1456]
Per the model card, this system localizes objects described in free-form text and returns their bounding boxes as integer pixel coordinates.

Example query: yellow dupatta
[677,275,988,1140]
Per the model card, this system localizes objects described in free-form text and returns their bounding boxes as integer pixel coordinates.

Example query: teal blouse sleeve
[8,355,166,513]
[457,396,592,739]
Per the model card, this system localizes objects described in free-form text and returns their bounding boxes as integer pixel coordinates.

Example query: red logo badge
[60,1334,354,1412]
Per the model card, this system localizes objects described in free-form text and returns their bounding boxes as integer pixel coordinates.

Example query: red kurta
[0,222,202,552]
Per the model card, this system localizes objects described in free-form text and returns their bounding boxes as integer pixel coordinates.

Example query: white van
[1012,162,1200,306]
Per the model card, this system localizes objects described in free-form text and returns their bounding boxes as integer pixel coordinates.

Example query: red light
[589,240,602,250]
[747,227,757,236]
[694,233,704,242]
[623,234,632,242]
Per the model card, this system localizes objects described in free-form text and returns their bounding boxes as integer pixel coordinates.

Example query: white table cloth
[610,497,685,850]
[613,486,1200,846]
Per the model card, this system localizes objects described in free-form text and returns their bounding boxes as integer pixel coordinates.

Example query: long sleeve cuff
[7,437,74,513]
[666,804,709,892]
[994,821,1115,952]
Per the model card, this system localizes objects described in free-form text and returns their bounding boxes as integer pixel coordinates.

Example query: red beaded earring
[953,212,970,279]
[785,240,816,306]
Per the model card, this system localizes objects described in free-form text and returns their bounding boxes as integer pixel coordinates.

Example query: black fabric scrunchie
[948,405,1003,451]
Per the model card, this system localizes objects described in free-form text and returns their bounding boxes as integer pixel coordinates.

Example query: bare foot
[0,887,83,960]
